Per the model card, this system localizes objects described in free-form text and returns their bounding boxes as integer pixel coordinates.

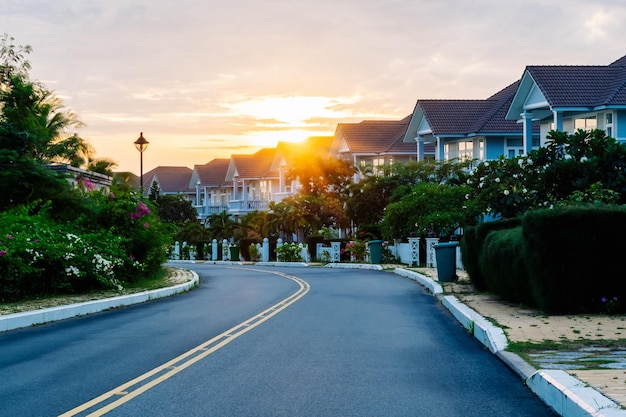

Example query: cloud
[3,0,626,173]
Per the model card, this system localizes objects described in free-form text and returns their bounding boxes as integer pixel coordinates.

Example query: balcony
[228,199,270,215]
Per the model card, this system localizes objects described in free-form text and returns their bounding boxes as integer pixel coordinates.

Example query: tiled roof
[336,116,413,154]
[194,158,230,187]
[418,81,536,135]
[527,65,626,107]
[230,148,278,179]
[142,166,193,193]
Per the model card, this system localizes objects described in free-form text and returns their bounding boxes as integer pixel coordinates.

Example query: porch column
[522,111,533,154]
[552,110,563,132]
[416,136,425,162]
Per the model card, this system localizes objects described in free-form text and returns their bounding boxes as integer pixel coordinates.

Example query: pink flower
[7,234,13,239]
[129,255,135,261]
[144,222,149,228]
[0,249,6,256]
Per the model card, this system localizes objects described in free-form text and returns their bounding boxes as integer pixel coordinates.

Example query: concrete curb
[0,270,199,333]
[392,267,626,417]
[256,262,309,267]
[324,263,383,270]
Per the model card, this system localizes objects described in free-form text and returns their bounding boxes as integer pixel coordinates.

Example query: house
[142,166,194,202]
[506,55,626,151]
[403,81,539,163]
[190,158,231,221]
[330,116,420,180]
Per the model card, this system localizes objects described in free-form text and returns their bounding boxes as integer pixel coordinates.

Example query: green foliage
[479,227,533,305]
[156,194,198,225]
[466,129,626,218]
[247,243,260,261]
[344,239,368,262]
[0,207,129,301]
[381,182,478,239]
[523,205,626,314]
[460,218,522,291]
[275,242,304,262]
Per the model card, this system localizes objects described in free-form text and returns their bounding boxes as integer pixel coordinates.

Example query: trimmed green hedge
[463,205,626,314]
[479,227,533,306]
[523,205,626,314]
[461,218,521,291]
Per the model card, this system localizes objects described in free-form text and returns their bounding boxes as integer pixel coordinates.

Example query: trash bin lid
[434,242,459,248]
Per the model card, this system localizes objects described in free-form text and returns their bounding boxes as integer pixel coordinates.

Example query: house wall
[485,137,505,160]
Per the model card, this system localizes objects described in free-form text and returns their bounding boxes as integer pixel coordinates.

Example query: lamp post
[134,132,149,194]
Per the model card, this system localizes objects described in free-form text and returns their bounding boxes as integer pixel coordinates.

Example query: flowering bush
[275,242,304,262]
[466,129,626,219]
[344,240,367,262]
[0,189,171,302]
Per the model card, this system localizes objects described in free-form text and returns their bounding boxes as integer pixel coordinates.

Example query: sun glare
[222,95,359,126]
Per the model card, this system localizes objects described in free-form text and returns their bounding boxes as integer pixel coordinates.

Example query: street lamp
[134,132,149,194]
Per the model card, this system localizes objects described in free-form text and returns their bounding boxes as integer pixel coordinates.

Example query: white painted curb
[527,370,626,417]
[393,268,443,295]
[256,262,309,267]
[324,263,383,270]
[0,270,199,332]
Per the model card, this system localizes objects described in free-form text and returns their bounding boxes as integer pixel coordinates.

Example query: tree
[155,194,198,225]
[148,180,160,202]
[87,158,118,176]
[206,210,239,241]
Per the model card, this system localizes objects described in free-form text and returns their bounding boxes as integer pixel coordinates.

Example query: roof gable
[193,158,230,187]
[226,148,278,181]
[143,166,193,193]
[332,116,413,155]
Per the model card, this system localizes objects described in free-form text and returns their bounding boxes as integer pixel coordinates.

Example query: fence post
[222,239,229,260]
[408,237,420,267]
[425,236,439,268]
[173,241,180,260]
[262,237,270,262]
[212,239,218,261]
[331,241,341,263]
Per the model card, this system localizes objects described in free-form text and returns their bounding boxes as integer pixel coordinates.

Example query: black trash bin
[368,240,383,264]
[434,242,459,282]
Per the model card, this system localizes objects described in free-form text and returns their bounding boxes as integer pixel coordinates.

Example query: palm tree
[206,210,239,241]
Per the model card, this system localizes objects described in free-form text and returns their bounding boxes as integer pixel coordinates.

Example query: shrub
[479,227,533,306]
[461,218,522,291]
[275,242,303,262]
[523,205,626,314]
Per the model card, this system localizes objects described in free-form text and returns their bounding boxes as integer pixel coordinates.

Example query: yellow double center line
[59,268,310,417]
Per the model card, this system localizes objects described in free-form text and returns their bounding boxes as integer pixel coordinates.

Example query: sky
[3,0,626,175]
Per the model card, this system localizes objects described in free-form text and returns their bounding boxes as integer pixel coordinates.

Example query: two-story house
[190,158,231,221]
[330,116,425,181]
[506,55,626,151]
[403,81,540,163]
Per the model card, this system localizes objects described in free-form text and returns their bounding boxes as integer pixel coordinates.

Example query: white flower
[484,161,489,167]
[465,194,470,200]
[503,190,510,195]
[527,158,533,165]
[65,265,80,277]
[495,178,501,183]
[564,154,572,160]
[580,156,588,162]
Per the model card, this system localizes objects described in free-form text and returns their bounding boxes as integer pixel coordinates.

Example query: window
[574,116,597,131]
[458,140,473,162]
[505,138,523,158]
[606,112,614,137]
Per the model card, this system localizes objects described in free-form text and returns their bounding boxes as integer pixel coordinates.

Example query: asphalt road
[0,265,556,416]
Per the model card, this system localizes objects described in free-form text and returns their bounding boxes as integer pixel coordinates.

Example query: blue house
[403,81,540,162]
[506,55,626,152]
